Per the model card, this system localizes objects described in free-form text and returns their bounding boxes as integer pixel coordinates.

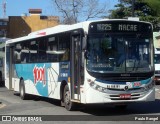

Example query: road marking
[155,88,159,91]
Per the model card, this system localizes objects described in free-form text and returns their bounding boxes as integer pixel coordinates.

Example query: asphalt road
[0,85,160,123]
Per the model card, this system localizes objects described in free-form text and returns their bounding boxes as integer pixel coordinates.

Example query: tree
[52,0,107,24]
[108,0,160,31]
[108,2,132,19]
[146,0,160,16]
[108,0,150,18]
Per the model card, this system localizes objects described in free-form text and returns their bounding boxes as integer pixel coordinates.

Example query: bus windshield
[86,33,153,73]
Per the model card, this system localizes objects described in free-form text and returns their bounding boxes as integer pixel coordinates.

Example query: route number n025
[97,24,112,31]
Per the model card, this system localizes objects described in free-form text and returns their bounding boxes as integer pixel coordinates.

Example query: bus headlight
[87,79,108,93]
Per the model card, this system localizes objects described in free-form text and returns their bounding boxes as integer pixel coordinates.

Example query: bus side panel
[14,62,69,100]
[48,62,70,100]
[48,63,60,99]
[15,63,51,97]
[13,78,20,92]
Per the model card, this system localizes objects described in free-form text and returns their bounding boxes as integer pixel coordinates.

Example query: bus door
[5,46,14,90]
[71,31,83,101]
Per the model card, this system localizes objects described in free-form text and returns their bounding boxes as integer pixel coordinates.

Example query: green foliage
[140,16,160,31]
[108,2,132,19]
[108,0,160,31]
[145,0,160,16]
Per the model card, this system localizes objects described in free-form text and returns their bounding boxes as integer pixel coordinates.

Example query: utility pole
[132,0,135,17]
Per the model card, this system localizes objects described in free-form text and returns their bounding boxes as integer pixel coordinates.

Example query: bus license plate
[120,94,131,99]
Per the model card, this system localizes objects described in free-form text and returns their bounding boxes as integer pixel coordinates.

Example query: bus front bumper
[84,87,155,104]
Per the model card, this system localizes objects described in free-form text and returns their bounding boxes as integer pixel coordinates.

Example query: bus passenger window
[29,41,38,63]
[61,49,69,61]
[38,38,47,62]
[21,42,29,63]
[14,44,22,63]
[58,33,70,62]
[47,36,59,62]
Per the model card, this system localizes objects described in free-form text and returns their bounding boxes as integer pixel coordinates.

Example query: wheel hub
[65,91,70,105]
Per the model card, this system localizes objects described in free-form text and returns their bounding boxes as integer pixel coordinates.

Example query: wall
[7,14,59,38]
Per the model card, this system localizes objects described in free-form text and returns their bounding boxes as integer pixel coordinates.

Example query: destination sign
[97,24,138,31]
[89,21,152,33]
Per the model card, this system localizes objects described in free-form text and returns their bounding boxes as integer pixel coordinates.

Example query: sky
[0,0,118,19]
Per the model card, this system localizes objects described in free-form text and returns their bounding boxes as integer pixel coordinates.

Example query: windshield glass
[86,33,153,73]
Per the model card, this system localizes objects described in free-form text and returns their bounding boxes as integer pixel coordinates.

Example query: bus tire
[63,85,75,111]
[60,81,67,107]
[20,80,27,100]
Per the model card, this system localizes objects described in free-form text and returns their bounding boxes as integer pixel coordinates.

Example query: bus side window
[58,33,70,62]
[47,36,59,62]
[21,41,29,63]
[38,38,47,62]
[14,44,22,63]
[29,40,38,63]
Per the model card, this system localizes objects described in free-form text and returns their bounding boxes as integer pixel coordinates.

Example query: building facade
[7,9,59,38]
[0,18,8,38]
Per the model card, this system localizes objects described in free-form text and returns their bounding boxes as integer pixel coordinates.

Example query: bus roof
[6,19,152,45]
[6,22,88,45]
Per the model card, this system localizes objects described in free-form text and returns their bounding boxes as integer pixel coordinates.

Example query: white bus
[5,19,155,110]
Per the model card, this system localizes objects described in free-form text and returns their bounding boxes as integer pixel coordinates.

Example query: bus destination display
[97,24,137,31]
[89,21,152,33]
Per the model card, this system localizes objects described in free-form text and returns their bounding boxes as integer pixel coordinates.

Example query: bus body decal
[58,62,70,82]
[15,63,51,97]
[33,64,46,86]
[15,62,70,97]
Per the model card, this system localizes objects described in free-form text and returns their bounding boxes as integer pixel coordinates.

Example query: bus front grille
[108,93,144,100]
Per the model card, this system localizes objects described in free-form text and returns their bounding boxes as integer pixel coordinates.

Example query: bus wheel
[20,80,27,100]
[63,85,75,111]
